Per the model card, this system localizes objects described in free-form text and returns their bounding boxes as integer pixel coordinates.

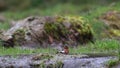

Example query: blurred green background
[0,0,119,11]
[0,0,120,39]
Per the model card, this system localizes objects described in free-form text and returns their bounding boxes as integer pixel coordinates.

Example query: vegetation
[44,16,93,44]
[32,53,53,60]
[0,0,119,11]
[0,39,119,56]
[39,61,63,68]
[106,59,119,68]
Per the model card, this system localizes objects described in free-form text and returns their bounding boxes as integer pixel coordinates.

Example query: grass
[0,22,10,30]
[106,59,119,68]
[0,39,119,56]
[69,39,119,54]
[0,46,56,56]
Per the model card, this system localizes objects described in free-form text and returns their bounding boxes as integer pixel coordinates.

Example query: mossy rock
[100,11,120,38]
[44,16,94,45]
[109,29,120,37]
[1,16,94,47]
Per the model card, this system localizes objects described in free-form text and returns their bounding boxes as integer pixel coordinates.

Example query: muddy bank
[0,54,117,68]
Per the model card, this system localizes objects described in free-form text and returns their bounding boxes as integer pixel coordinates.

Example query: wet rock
[32,54,53,60]
[0,54,117,68]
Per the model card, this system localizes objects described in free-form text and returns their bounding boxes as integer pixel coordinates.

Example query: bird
[59,46,69,54]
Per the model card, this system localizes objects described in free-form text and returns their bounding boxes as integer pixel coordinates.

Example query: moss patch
[44,16,94,44]
[13,29,26,45]
[32,53,53,60]
[100,11,120,38]
[106,59,119,68]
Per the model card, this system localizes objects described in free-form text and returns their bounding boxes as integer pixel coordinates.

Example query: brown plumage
[60,46,69,54]
[48,35,53,44]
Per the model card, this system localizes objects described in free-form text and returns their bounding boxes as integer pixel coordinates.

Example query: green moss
[106,59,119,68]
[39,54,53,60]
[40,62,45,68]
[47,61,63,68]
[32,54,53,60]
[101,11,120,38]
[54,61,64,68]
[44,16,93,44]
[13,29,26,45]
[109,29,120,37]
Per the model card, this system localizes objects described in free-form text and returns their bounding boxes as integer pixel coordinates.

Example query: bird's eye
[28,17,35,22]
[40,22,43,24]
[26,32,31,35]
